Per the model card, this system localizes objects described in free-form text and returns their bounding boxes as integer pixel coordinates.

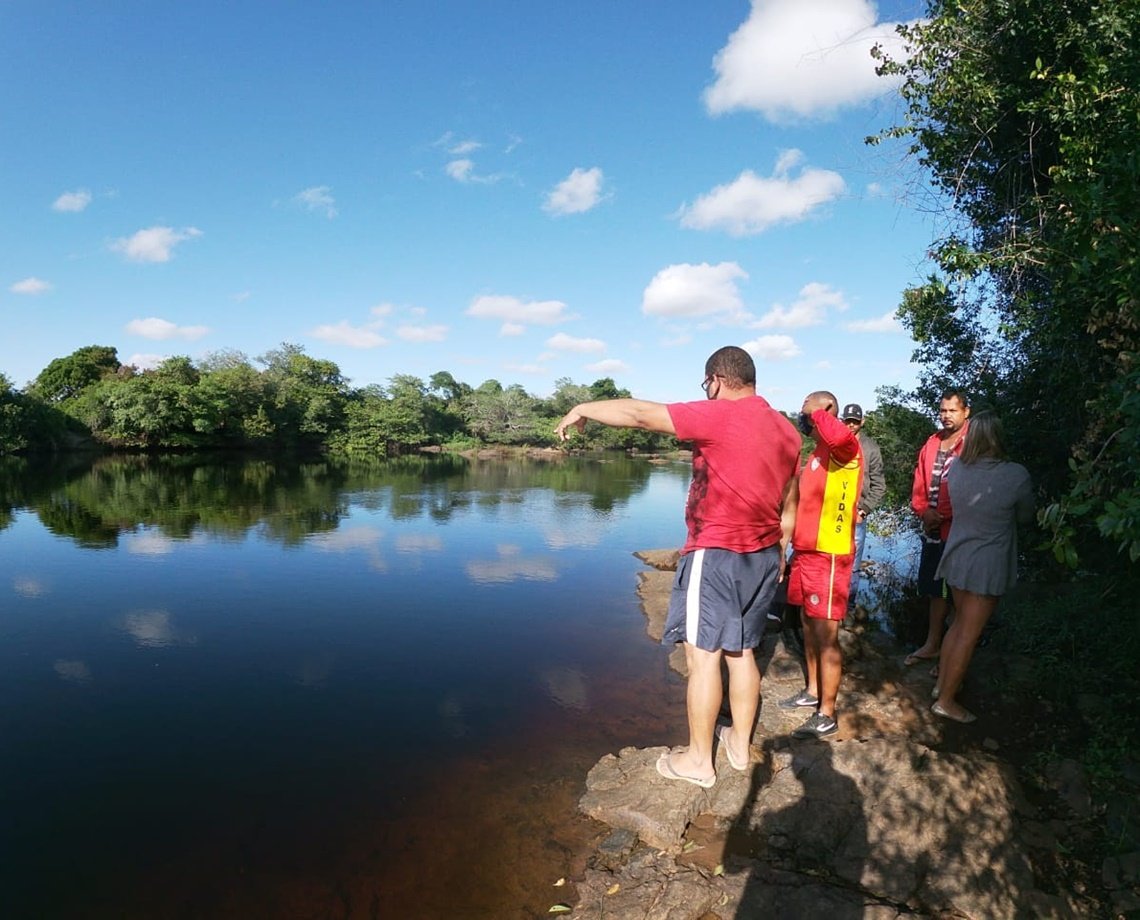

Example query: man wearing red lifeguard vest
[781,390,863,739]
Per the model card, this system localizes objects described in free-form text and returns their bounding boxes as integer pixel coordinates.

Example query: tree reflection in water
[0,450,686,919]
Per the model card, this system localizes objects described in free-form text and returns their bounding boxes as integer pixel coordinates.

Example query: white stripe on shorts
[685,548,705,645]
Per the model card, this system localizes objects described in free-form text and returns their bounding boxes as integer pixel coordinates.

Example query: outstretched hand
[555,407,587,442]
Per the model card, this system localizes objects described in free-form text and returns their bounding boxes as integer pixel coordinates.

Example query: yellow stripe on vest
[815,456,859,554]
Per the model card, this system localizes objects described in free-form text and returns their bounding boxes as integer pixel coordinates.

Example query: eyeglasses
[700,377,713,394]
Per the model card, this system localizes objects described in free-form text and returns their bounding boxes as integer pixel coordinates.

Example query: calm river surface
[0,452,698,918]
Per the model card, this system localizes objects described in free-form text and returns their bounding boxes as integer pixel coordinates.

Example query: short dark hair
[940,387,970,407]
[807,390,839,415]
[960,410,1007,463]
[705,346,755,388]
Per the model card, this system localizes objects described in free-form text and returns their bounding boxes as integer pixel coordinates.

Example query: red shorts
[787,551,853,621]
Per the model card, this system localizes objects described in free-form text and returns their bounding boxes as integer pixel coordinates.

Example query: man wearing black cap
[841,404,885,614]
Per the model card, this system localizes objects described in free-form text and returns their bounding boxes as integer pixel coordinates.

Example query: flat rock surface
[568,552,1089,919]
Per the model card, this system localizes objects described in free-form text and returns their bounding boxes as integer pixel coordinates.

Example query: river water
[0,452,696,918]
[0,451,914,918]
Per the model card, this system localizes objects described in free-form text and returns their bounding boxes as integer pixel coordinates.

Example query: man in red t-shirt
[780,391,863,739]
[556,346,800,788]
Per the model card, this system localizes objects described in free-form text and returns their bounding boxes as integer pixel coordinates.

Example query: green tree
[0,374,28,454]
[546,377,592,418]
[101,363,197,448]
[29,345,121,403]
[191,354,272,446]
[258,343,348,447]
[862,385,936,508]
[382,374,430,445]
[462,380,544,444]
[874,0,1140,564]
[428,370,471,404]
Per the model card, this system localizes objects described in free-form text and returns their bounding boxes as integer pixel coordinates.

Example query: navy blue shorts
[661,546,781,652]
[917,540,948,599]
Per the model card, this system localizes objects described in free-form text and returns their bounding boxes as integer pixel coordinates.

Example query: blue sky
[2,0,936,414]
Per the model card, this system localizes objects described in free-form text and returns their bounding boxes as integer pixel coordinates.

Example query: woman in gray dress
[932,411,1034,723]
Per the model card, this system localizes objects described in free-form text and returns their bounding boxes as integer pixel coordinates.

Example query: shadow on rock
[726,738,874,919]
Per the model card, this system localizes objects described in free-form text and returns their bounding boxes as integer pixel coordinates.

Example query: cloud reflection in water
[13,576,46,598]
[538,666,590,712]
[120,610,197,649]
[395,534,444,554]
[124,530,176,555]
[295,651,337,687]
[306,526,387,571]
[53,659,91,683]
[465,544,558,584]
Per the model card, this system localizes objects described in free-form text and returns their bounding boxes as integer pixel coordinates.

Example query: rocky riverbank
[557,550,1135,919]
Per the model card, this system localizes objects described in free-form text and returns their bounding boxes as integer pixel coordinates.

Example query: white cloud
[586,358,629,375]
[309,320,388,348]
[846,309,902,333]
[111,226,203,263]
[125,317,210,341]
[449,139,481,155]
[10,277,52,295]
[742,334,803,360]
[704,0,912,121]
[396,324,448,343]
[543,167,606,215]
[467,294,569,327]
[642,262,748,319]
[294,185,337,218]
[755,281,848,328]
[125,353,166,371]
[546,332,605,353]
[370,302,395,318]
[446,159,475,182]
[678,152,845,236]
[445,158,504,185]
[500,322,526,337]
[52,189,92,212]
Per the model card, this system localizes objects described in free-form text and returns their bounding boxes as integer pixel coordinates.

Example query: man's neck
[717,385,756,401]
[939,427,965,448]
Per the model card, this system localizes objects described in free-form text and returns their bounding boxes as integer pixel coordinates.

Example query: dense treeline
[876,0,1139,569]
[0,343,673,456]
[874,0,1139,816]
